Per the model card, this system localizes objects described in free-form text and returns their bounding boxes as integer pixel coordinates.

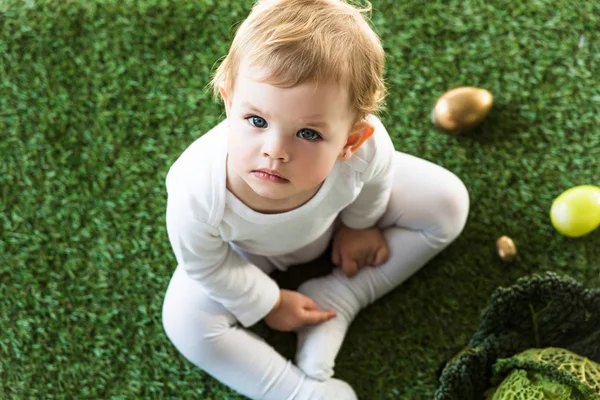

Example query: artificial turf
[1,0,599,398]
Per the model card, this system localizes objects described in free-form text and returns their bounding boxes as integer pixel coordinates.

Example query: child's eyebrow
[299,114,331,130]
[302,120,330,130]
[241,102,266,115]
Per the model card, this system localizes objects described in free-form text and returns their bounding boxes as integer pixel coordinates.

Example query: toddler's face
[222,60,357,210]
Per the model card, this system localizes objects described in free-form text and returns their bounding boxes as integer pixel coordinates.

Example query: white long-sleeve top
[165,115,395,327]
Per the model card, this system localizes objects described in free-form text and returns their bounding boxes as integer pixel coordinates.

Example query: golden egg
[431,87,494,134]
[496,236,517,262]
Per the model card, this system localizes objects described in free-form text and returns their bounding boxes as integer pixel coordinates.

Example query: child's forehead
[238,76,347,108]
[238,61,348,98]
[231,58,357,122]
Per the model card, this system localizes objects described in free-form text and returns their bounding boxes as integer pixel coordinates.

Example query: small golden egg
[431,87,494,134]
[496,236,517,262]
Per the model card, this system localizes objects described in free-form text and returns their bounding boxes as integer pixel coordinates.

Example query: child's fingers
[342,258,359,277]
[301,296,336,322]
[331,245,340,265]
[367,253,376,266]
[303,309,337,325]
[302,296,319,310]
[374,245,389,265]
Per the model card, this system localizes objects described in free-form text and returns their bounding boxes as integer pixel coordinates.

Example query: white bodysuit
[162,115,470,400]
[165,115,395,327]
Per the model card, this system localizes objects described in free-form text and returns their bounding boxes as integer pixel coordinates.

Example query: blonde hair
[211,0,386,122]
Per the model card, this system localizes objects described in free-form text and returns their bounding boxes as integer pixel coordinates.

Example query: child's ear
[219,87,232,118]
[338,120,375,160]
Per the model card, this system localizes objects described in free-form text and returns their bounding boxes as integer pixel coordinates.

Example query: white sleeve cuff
[230,276,280,328]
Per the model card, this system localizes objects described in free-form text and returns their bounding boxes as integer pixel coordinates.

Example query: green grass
[1,0,599,398]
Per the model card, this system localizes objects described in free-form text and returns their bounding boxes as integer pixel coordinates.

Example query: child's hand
[331,223,389,277]
[264,289,336,332]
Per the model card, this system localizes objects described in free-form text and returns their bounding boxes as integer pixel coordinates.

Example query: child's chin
[254,190,291,202]
[249,184,292,201]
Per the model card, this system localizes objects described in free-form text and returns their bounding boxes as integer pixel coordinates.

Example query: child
[162,0,469,398]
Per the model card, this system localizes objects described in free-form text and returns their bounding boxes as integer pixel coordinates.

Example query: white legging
[162,151,470,399]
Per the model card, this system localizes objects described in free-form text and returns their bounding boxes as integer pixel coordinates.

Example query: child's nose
[261,133,290,162]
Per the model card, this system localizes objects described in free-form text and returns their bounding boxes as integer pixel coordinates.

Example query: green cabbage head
[485,348,600,400]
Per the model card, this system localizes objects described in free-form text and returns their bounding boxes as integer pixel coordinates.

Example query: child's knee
[437,173,470,241]
[413,171,470,248]
[162,302,191,350]
[162,290,236,366]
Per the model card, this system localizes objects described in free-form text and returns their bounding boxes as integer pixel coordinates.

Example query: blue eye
[297,128,321,141]
[247,116,267,128]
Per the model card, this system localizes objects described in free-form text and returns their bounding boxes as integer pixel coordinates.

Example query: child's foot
[296,314,350,380]
[296,377,358,400]
[295,269,371,380]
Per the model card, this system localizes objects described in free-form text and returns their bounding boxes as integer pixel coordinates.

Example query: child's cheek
[227,125,250,167]
[298,153,335,186]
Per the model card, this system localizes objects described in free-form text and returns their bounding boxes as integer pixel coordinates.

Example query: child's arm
[339,120,395,230]
[332,120,395,276]
[165,195,280,328]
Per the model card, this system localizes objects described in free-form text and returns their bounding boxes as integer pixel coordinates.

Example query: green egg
[550,185,600,237]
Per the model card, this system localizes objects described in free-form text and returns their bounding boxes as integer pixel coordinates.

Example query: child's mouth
[252,170,289,183]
